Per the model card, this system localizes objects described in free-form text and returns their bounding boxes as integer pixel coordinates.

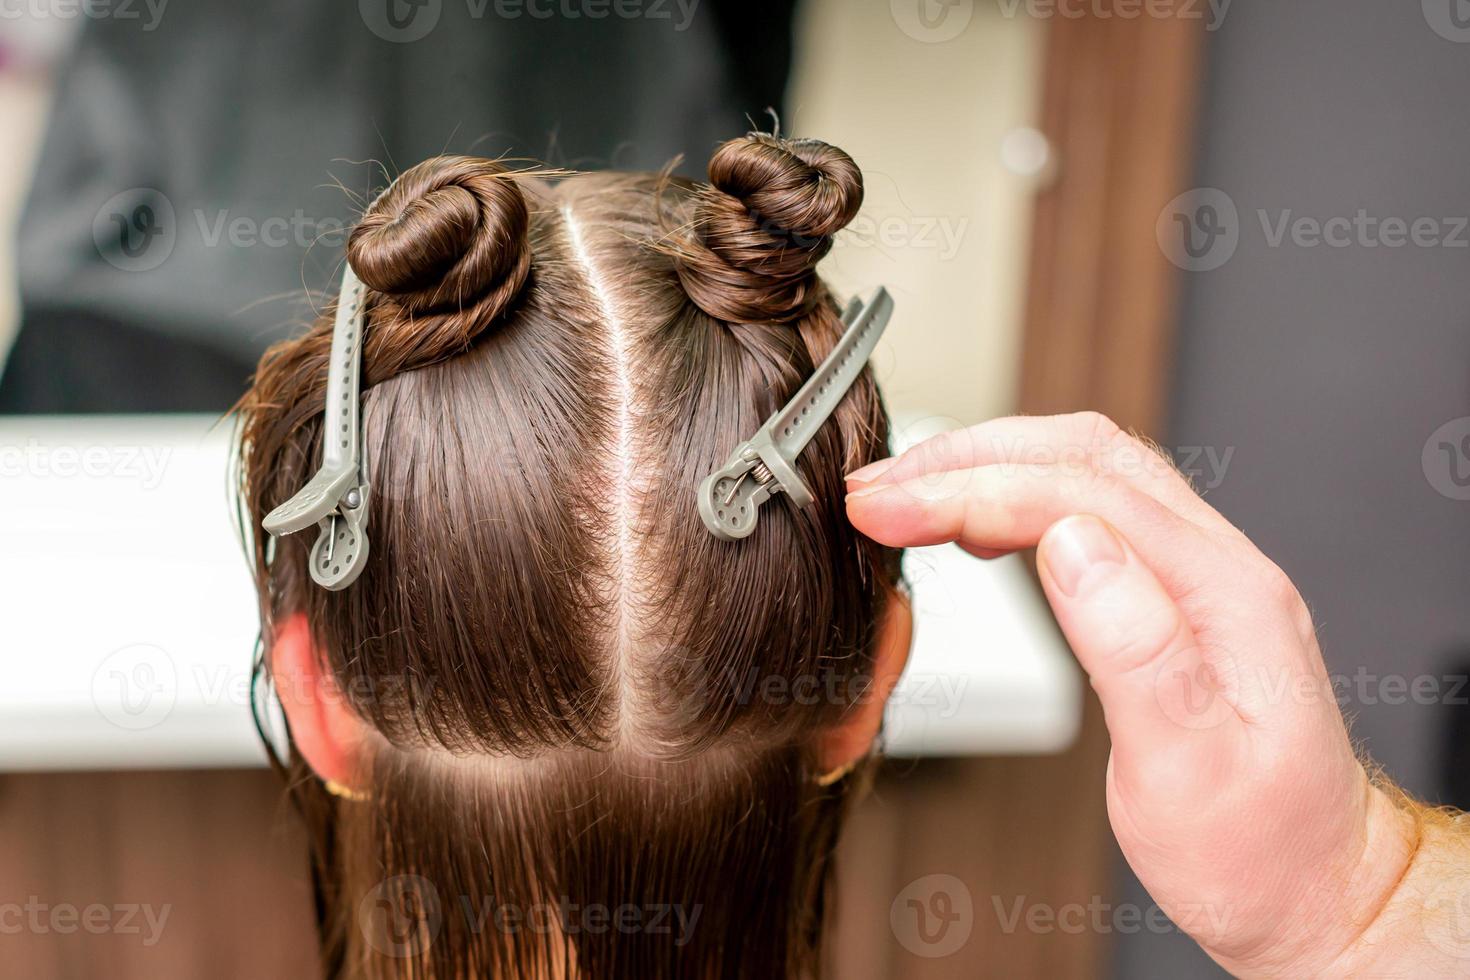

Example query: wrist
[1312,783,1422,978]
[1215,777,1419,979]
[1315,783,1470,978]
[1323,799,1470,980]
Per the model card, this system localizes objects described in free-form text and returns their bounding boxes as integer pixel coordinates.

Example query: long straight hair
[236,135,897,979]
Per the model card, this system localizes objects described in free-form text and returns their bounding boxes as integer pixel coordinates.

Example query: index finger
[851,413,1236,536]
[846,463,1226,602]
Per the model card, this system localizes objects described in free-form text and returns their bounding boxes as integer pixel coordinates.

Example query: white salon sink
[0,414,1081,770]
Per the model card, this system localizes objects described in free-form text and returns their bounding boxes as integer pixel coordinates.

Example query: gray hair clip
[262,264,372,590]
[698,287,894,541]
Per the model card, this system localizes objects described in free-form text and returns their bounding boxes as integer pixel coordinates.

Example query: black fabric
[2,0,796,413]
[0,310,257,414]
[1439,655,1470,810]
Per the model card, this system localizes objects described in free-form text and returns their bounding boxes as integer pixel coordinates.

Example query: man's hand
[845,412,1445,977]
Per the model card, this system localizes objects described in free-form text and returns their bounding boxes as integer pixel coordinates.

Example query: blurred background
[1,1,1467,977]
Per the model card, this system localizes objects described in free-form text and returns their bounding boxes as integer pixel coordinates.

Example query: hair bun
[679,133,864,324]
[349,156,531,375]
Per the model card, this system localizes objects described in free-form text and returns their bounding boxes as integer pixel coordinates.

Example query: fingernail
[1044,515,1125,598]
[846,482,891,500]
[846,457,898,487]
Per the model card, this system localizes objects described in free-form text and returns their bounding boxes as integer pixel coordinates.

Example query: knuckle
[1287,592,1319,645]
[1072,410,1122,446]
[1259,561,1303,610]
[1069,411,1165,482]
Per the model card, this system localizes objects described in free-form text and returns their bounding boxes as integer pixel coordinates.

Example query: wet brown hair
[236,133,896,979]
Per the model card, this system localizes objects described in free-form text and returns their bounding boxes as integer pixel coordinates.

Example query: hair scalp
[236,132,895,980]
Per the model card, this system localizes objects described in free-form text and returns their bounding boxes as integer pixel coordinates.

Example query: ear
[820,590,913,771]
[270,612,371,792]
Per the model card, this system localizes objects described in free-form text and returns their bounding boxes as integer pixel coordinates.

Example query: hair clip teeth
[698,287,893,541]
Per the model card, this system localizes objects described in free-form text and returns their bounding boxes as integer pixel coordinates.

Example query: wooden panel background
[827,6,1206,977]
[0,771,317,979]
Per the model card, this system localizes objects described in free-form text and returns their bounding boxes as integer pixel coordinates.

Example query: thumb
[1037,515,1240,762]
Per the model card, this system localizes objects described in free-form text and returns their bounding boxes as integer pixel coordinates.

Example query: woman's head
[237,133,908,979]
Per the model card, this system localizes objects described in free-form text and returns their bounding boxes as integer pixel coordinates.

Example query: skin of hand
[844,412,1468,978]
